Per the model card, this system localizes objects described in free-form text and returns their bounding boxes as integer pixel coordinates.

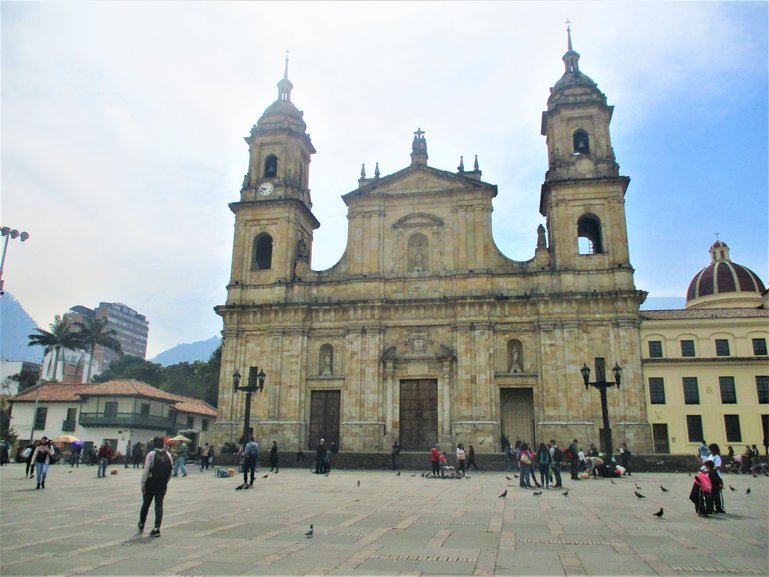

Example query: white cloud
[2,2,766,356]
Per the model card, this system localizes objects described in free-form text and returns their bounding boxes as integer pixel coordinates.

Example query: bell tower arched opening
[577,214,603,255]
[252,233,273,270]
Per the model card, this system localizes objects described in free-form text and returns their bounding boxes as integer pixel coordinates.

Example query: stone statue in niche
[508,340,523,373]
[414,248,424,268]
[319,346,333,376]
[537,224,547,249]
[296,237,308,261]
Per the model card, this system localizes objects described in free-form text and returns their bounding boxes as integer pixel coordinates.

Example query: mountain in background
[0,292,43,362]
[151,335,220,366]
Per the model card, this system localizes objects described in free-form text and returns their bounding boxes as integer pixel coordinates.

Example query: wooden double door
[500,388,534,445]
[399,379,438,451]
[309,390,340,449]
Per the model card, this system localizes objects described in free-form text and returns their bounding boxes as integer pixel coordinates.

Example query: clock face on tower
[258,182,274,196]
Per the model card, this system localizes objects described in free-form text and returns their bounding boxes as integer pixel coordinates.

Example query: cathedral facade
[213,37,653,453]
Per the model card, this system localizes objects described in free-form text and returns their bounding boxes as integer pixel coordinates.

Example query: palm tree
[27,315,81,381]
[74,317,123,383]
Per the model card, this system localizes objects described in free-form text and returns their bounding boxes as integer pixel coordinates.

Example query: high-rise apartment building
[41,302,149,382]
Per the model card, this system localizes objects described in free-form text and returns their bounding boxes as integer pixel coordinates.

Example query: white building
[9,380,217,455]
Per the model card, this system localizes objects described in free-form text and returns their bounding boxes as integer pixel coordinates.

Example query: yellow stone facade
[214,41,654,453]
[641,241,768,454]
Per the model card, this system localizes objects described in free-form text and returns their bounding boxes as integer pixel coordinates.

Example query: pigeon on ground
[634,491,646,499]
[653,508,664,518]
[533,490,543,496]
[513,474,519,479]
[746,488,751,494]
[421,473,426,478]
[729,485,736,492]
[262,474,268,478]
[235,483,245,491]
[635,484,642,490]
[305,524,314,538]
[506,476,512,481]
[410,473,417,477]
[660,485,669,492]
[610,480,616,485]
[499,489,507,498]
[396,472,401,476]
[562,490,569,496]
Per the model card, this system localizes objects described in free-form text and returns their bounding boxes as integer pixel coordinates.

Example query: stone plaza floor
[0,462,767,576]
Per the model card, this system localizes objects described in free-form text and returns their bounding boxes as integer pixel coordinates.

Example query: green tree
[27,315,80,381]
[0,397,18,446]
[74,317,123,383]
[7,367,40,394]
[93,355,164,386]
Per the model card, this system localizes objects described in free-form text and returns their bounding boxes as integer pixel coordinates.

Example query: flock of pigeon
[234,468,757,540]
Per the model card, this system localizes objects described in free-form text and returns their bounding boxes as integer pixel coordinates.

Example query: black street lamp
[0,227,30,296]
[580,358,622,460]
[233,366,266,444]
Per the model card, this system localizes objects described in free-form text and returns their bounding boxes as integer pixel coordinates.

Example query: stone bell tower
[228,57,319,293]
[539,25,633,289]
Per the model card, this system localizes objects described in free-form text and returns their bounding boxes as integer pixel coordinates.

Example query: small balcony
[61,420,76,432]
[78,412,175,430]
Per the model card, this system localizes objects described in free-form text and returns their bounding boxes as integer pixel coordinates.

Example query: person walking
[456,443,466,475]
[242,437,259,486]
[199,443,211,472]
[97,441,113,478]
[467,445,480,471]
[391,442,400,471]
[536,443,551,488]
[172,442,188,477]
[125,441,132,468]
[139,437,173,538]
[315,439,327,475]
[619,442,632,476]
[70,443,82,468]
[132,442,144,468]
[31,437,55,489]
[268,441,279,473]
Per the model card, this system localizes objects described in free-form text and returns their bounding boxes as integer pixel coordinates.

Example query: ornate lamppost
[580,358,622,459]
[0,226,30,295]
[233,366,266,444]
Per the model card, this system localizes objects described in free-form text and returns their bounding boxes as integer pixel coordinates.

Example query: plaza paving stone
[1,463,766,576]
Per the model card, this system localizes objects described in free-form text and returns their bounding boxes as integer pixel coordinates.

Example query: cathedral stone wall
[213,43,654,455]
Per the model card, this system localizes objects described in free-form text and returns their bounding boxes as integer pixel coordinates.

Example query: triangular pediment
[343,165,493,203]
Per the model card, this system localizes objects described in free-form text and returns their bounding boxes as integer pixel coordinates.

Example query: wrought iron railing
[78,412,175,429]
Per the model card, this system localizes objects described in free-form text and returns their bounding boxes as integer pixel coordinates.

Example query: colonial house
[8,380,217,456]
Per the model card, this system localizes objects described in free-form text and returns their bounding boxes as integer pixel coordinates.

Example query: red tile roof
[170,396,218,417]
[641,308,769,321]
[9,380,217,416]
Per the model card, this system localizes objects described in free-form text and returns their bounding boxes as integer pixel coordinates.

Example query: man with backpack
[139,437,173,538]
[242,437,259,487]
[549,440,564,488]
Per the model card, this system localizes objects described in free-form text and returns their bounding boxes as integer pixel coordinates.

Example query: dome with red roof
[686,241,766,309]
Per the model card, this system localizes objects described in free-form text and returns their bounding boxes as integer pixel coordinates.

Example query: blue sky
[2,2,767,357]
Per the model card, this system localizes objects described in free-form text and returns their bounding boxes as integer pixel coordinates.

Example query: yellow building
[641,241,768,454]
[213,35,654,454]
